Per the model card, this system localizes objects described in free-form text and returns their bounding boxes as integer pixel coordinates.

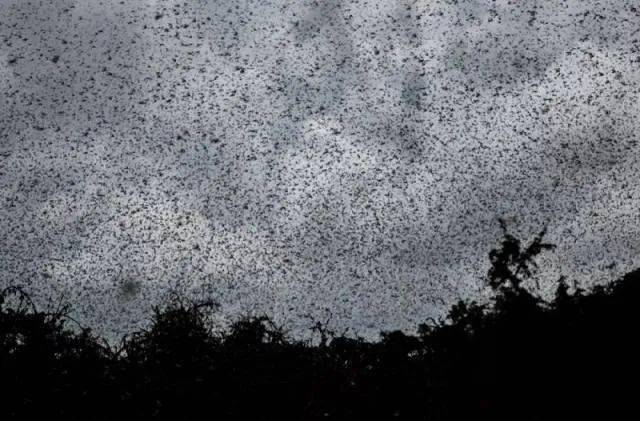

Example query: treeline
[2,227,640,420]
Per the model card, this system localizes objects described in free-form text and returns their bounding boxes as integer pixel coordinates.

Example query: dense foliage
[1,228,638,420]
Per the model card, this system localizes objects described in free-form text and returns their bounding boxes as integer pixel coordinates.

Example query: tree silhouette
[2,226,639,420]
[487,219,556,293]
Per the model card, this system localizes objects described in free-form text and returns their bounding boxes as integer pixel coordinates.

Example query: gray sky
[2,0,640,341]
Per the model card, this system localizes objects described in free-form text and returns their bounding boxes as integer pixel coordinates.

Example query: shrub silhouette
[1,227,640,420]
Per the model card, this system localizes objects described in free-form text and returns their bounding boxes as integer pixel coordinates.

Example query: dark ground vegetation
[2,224,639,420]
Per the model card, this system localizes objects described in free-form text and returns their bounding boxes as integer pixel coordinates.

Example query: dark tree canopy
[1,228,638,420]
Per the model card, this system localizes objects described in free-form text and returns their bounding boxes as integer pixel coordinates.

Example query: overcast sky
[2,0,640,341]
